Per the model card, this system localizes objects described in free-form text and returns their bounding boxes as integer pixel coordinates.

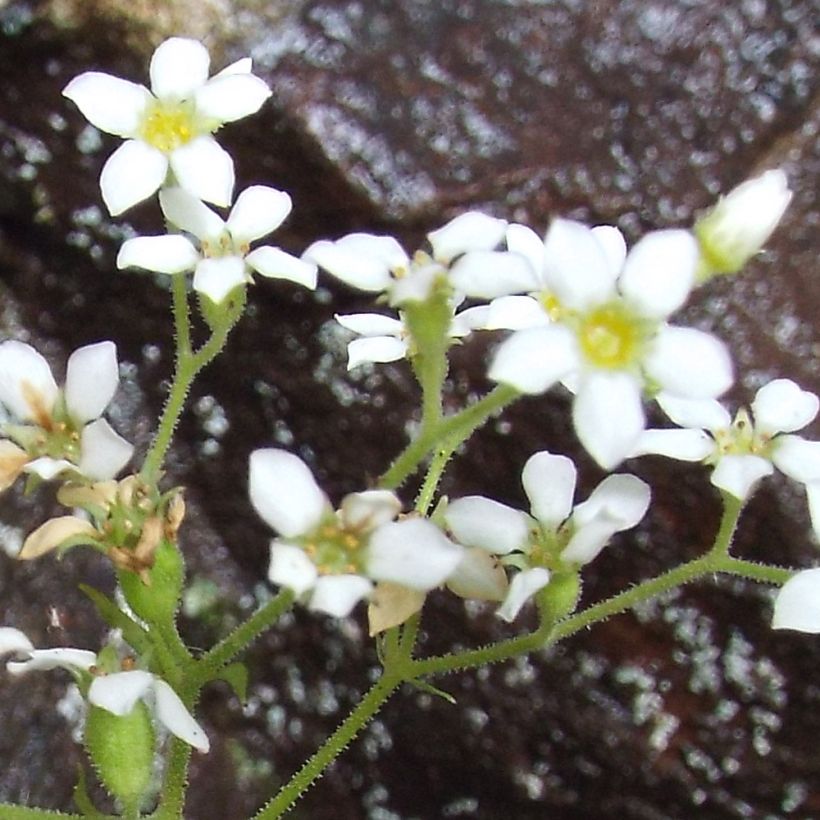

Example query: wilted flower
[63,37,271,215]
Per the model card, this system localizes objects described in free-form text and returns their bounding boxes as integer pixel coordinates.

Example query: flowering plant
[0,35,815,820]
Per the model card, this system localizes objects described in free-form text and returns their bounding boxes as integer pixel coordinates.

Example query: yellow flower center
[578,303,645,370]
[139,101,197,153]
[303,522,366,576]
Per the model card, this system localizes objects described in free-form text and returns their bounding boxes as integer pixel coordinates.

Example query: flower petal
[159,187,225,240]
[445,496,529,555]
[367,518,462,590]
[656,393,731,432]
[62,72,152,137]
[0,340,58,423]
[428,211,507,263]
[447,547,509,601]
[78,418,134,481]
[170,135,234,207]
[18,515,97,560]
[24,457,73,480]
[309,575,373,617]
[245,247,318,289]
[227,186,292,244]
[449,250,538,299]
[573,371,645,470]
[8,647,97,675]
[100,140,168,216]
[195,73,272,123]
[619,230,698,318]
[590,225,627,279]
[153,678,210,752]
[752,379,819,436]
[0,441,29,492]
[645,326,733,399]
[335,313,403,337]
[630,428,714,461]
[805,482,820,542]
[249,449,328,537]
[522,451,577,528]
[346,337,407,369]
[149,37,210,99]
[302,236,398,292]
[482,295,549,331]
[0,627,34,657]
[562,513,621,565]
[772,568,820,633]
[89,670,153,715]
[711,454,773,499]
[505,223,546,282]
[488,325,578,394]
[64,341,119,425]
[573,474,651,532]
[192,257,247,305]
[771,435,820,484]
[367,582,426,635]
[268,542,318,595]
[117,235,199,274]
[497,568,551,622]
[339,490,401,531]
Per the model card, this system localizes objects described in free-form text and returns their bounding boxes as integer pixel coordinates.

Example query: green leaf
[78,584,151,656]
[214,661,249,703]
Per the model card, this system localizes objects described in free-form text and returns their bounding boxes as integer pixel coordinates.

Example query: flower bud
[694,169,792,279]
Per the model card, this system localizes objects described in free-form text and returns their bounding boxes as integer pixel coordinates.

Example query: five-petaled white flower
[632,379,820,537]
[249,449,463,617]
[772,568,820,634]
[116,186,317,305]
[0,627,209,752]
[302,212,534,307]
[484,218,733,469]
[445,450,650,621]
[63,37,271,215]
[0,340,133,491]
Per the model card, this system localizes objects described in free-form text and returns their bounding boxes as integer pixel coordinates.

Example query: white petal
[447,548,509,601]
[153,678,210,752]
[249,449,328,537]
[573,474,651,532]
[89,670,153,715]
[192,257,247,305]
[335,313,404,337]
[450,305,489,336]
[307,233,407,290]
[268,542,318,595]
[389,262,440,306]
[505,223,546,283]
[0,440,29,491]
[590,225,627,279]
[771,435,820,484]
[805,482,820,542]
[752,379,819,436]
[542,219,616,310]
[150,37,210,99]
[117,235,199,274]
[346,337,407,369]
[483,295,549,331]
[309,575,373,617]
[772,568,820,633]
[62,72,151,137]
[227,186,292,244]
[159,187,225,241]
[7,647,97,675]
[711,454,773,499]
[24,457,73,480]
[19,515,98,559]
[645,326,733,399]
[367,518,463,590]
[65,341,119,425]
[522,451,577,528]
[215,57,252,77]
[195,74,271,123]
[630,428,714,461]
[497,568,551,622]
[449,251,538,299]
[339,490,401,531]
[561,514,621,565]
[0,340,58,422]
[656,393,731,432]
[78,419,134,481]
[100,140,168,216]
[488,325,578,394]
[245,247,317,289]
[619,230,698,318]
[444,496,529,555]
[0,627,34,657]
[170,136,234,207]
[428,211,507,263]
[573,372,645,470]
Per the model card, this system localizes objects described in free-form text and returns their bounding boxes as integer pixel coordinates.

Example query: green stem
[252,673,401,820]
[195,589,295,683]
[151,738,191,820]
[0,808,95,819]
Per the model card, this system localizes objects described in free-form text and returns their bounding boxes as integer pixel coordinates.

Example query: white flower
[0,627,208,752]
[0,340,133,489]
[63,37,271,215]
[487,219,733,469]
[632,379,820,537]
[445,450,650,621]
[302,212,534,307]
[694,169,792,278]
[249,449,463,616]
[772,568,820,633]
[116,186,316,304]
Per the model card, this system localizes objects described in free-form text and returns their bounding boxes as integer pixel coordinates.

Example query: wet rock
[0,1,818,818]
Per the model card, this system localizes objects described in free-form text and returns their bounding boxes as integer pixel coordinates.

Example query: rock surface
[0,0,818,817]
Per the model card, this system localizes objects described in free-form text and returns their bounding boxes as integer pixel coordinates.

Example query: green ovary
[578,303,645,370]
[139,101,197,153]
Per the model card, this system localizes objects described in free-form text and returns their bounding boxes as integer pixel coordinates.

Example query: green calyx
[119,537,185,625]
